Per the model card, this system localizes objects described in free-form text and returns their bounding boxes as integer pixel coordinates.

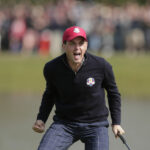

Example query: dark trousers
[38,118,109,150]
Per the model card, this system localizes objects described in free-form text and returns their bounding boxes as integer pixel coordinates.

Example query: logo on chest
[86,77,95,87]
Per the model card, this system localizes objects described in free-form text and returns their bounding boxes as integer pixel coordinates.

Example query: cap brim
[67,35,87,42]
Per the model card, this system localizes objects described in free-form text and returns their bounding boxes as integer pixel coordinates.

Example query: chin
[73,61,80,64]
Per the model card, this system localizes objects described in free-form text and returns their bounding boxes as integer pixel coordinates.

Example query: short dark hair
[63,41,67,44]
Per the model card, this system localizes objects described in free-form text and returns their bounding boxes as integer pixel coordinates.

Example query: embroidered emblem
[86,77,95,87]
[74,27,80,33]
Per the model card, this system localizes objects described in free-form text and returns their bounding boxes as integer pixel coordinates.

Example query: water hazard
[0,94,149,150]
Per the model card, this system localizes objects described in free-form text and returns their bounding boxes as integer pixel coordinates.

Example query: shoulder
[44,53,65,71]
[86,52,110,67]
[43,53,65,78]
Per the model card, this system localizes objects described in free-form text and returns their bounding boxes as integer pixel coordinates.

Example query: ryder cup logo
[74,28,80,33]
[86,77,95,87]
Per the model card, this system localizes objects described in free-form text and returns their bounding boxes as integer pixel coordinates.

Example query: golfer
[32,26,125,150]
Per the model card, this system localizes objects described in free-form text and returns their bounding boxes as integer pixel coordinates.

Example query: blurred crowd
[1,0,150,56]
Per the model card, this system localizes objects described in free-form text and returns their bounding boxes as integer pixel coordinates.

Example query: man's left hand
[112,125,125,138]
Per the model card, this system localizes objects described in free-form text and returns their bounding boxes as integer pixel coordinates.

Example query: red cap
[63,26,87,43]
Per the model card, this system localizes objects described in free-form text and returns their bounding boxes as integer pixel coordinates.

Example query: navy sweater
[37,52,121,125]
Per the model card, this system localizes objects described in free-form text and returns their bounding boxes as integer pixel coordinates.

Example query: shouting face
[63,37,88,66]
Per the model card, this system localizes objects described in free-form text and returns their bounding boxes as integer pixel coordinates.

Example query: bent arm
[37,63,56,123]
[37,84,55,123]
[33,81,55,133]
[103,60,121,125]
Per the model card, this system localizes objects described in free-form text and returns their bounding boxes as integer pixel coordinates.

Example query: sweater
[37,52,121,125]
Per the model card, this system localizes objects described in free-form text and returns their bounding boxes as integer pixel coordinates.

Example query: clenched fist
[32,120,45,133]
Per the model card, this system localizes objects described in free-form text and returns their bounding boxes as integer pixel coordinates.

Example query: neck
[68,58,84,73]
[68,61,81,73]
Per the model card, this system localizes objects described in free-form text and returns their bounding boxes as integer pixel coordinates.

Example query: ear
[62,43,66,51]
[85,41,88,50]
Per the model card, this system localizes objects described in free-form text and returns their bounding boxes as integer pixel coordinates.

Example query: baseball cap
[63,26,87,43]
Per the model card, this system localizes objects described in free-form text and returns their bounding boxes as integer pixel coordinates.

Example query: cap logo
[86,77,95,87]
[73,28,80,33]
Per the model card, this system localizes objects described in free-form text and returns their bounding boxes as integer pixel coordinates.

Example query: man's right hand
[32,120,45,133]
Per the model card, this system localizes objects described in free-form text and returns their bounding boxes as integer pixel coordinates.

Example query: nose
[74,44,80,50]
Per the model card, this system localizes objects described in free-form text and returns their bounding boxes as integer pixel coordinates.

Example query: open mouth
[73,52,81,60]
[74,52,81,56]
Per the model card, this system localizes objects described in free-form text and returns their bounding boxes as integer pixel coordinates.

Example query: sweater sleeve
[37,64,55,123]
[103,60,121,125]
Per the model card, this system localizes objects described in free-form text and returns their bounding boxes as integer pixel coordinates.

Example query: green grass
[0,53,50,94]
[0,52,150,99]
[105,53,150,99]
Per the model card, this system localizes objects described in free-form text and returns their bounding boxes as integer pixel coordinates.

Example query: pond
[0,94,149,150]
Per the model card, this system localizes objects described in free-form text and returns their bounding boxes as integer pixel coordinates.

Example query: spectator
[0,1,150,54]
[39,29,51,55]
[22,28,39,54]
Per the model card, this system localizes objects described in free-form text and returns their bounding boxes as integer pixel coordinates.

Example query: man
[32,26,125,150]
